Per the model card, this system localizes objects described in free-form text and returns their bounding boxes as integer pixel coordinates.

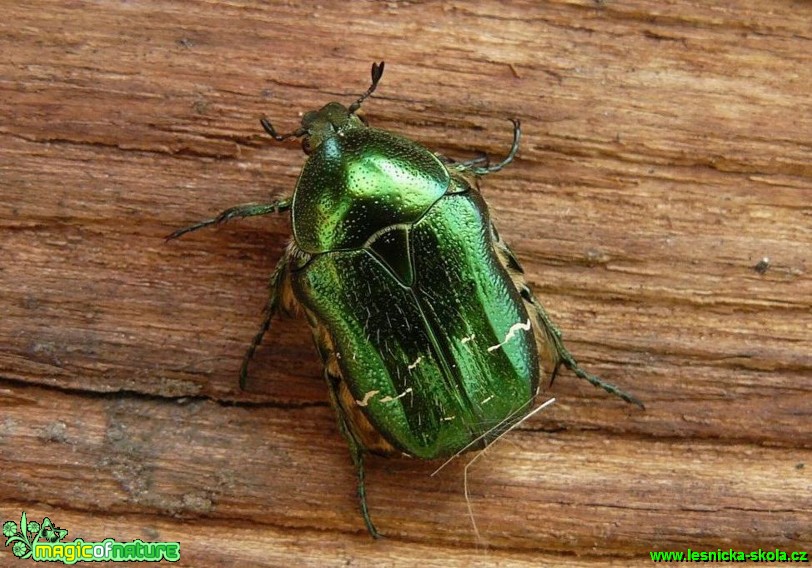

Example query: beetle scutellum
[169,62,643,537]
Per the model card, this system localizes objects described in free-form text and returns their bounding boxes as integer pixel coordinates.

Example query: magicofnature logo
[3,512,180,563]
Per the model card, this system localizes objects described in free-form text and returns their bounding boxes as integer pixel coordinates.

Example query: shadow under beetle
[169,62,643,538]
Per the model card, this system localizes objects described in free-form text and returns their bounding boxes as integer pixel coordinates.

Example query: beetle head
[298,102,366,153]
[260,62,385,154]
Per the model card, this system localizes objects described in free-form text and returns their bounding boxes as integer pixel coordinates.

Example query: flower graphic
[12,541,28,557]
[4,512,68,559]
[2,521,16,538]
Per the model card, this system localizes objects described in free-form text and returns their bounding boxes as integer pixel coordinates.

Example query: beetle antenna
[348,61,385,114]
[260,117,306,142]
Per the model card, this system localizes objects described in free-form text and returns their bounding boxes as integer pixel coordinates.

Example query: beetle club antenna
[348,61,385,114]
[260,118,306,142]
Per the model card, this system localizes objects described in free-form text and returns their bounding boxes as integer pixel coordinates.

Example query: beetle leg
[491,233,643,408]
[459,153,490,169]
[166,198,292,240]
[239,254,290,390]
[454,118,521,176]
[325,373,381,538]
[520,284,645,409]
[436,152,490,168]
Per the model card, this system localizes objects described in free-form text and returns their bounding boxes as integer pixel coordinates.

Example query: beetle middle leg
[325,372,381,538]
[166,198,292,240]
[239,254,291,389]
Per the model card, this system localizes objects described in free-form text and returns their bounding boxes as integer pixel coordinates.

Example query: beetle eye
[301,137,312,154]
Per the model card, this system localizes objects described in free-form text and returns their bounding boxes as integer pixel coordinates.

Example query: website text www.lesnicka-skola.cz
[649,548,808,563]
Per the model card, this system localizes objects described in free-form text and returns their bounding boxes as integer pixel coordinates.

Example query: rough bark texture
[1,1,810,566]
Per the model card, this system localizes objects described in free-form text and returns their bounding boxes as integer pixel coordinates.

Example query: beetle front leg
[520,284,645,409]
[453,118,521,176]
[325,373,381,538]
[166,198,292,240]
[239,255,290,390]
[435,152,490,168]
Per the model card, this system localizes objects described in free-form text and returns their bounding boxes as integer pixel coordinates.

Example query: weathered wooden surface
[1,1,810,565]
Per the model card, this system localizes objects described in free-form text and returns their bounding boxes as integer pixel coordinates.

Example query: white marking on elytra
[379,387,413,404]
[441,415,456,422]
[430,397,557,543]
[481,395,494,404]
[407,356,423,371]
[487,319,532,352]
[461,333,476,344]
[355,390,379,407]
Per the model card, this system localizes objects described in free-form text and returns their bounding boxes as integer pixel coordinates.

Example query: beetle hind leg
[325,372,381,538]
[520,285,645,409]
[491,228,642,407]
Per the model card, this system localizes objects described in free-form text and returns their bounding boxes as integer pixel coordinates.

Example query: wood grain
[1,1,810,565]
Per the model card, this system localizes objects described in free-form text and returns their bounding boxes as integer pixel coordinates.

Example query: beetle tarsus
[354,450,381,539]
[239,305,274,391]
[562,359,645,409]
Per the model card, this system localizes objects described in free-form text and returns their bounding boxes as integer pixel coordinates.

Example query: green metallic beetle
[169,62,642,537]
